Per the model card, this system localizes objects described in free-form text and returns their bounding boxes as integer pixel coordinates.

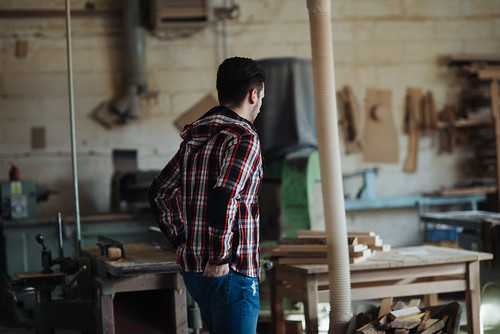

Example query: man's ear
[249,88,258,104]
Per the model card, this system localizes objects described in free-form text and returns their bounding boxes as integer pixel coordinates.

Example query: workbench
[11,243,185,334]
[270,245,492,334]
[420,210,500,287]
[87,243,186,334]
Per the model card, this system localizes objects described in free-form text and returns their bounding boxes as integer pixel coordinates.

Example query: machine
[1,180,38,220]
[0,179,59,221]
[8,217,192,334]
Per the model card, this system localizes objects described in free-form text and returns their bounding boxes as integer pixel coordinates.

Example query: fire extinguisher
[9,164,20,181]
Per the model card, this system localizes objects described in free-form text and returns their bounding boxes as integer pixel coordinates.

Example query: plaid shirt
[149,106,263,278]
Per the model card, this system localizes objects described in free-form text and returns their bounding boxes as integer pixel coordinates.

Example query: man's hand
[203,263,229,277]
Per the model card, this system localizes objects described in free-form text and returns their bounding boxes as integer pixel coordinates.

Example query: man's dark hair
[216,57,265,108]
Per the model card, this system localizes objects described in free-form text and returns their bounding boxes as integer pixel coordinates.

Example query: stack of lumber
[270,230,390,265]
[438,55,500,198]
[356,298,452,334]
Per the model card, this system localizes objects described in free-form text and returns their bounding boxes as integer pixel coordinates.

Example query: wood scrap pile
[435,55,500,196]
[356,298,454,334]
[270,230,390,265]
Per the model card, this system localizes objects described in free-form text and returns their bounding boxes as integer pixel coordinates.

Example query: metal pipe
[306,0,352,332]
[112,0,146,118]
[64,0,81,256]
[57,212,64,258]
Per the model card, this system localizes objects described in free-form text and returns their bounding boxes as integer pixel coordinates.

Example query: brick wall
[1,0,499,246]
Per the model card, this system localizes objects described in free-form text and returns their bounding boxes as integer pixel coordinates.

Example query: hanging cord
[65,0,82,256]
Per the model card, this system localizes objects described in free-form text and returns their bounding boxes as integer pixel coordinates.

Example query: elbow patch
[208,187,232,230]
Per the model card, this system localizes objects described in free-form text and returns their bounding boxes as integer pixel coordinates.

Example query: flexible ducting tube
[306,0,352,333]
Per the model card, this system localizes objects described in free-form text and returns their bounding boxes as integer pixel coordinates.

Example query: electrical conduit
[306,0,352,333]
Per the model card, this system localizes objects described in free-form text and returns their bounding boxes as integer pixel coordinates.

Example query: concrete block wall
[1,0,499,246]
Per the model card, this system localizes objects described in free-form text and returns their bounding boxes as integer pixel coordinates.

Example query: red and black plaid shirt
[149,106,263,278]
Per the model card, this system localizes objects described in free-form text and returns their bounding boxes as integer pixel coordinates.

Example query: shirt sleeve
[149,146,186,249]
[207,133,261,265]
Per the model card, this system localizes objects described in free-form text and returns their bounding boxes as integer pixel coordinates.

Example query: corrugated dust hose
[306,0,353,333]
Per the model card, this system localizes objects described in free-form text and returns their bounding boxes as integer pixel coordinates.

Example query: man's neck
[226,104,251,123]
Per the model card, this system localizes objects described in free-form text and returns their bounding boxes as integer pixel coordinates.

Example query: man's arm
[207,133,261,267]
[149,148,186,249]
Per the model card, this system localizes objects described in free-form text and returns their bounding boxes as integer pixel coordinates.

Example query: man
[149,57,265,334]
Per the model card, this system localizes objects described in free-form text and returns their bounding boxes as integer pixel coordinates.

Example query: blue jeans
[182,269,260,334]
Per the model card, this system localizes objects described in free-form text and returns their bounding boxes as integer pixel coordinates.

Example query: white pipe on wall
[306,0,352,333]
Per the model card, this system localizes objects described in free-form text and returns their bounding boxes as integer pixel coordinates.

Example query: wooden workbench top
[85,243,180,277]
[281,245,493,274]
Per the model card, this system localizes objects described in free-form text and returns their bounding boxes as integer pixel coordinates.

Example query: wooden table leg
[169,288,188,334]
[303,274,319,334]
[423,293,439,307]
[270,267,285,334]
[465,261,481,334]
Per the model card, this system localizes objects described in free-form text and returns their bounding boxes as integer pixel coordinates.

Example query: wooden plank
[371,244,391,252]
[337,89,351,152]
[356,235,382,246]
[389,307,421,320]
[277,246,492,274]
[356,322,384,334]
[490,79,500,209]
[277,257,329,265]
[350,248,372,258]
[270,269,286,334]
[98,243,180,276]
[364,88,399,163]
[435,118,492,129]
[408,298,421,308]
[378,297,393,318]
[478,69,500,80]
[416,310,431,332]
[343,86,363,153]
[278,237,327,245]
[348,232,377,237]
[351,280,467,300]
[274,244,327,253]
[297,230,376,238]
[390,317,422,330]
[297,230,328,238]
[425,91,438,135]
[350,244,368,253]
[420,319,444,334]
[270,250,327,258]
[404,88,422,172]
[446,54,500,67]
[437,186,498,196]
[350,256,367,264]
[465,261,481,334]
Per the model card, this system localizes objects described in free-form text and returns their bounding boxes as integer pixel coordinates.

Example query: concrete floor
[0,293,472,334]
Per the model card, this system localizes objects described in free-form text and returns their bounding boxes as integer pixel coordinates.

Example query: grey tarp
[255,58,317,163]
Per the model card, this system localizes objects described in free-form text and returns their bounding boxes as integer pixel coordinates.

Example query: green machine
[279,151,322,238]
[1,181,38,221]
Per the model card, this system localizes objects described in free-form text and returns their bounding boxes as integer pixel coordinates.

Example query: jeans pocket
[199,271,232,307]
